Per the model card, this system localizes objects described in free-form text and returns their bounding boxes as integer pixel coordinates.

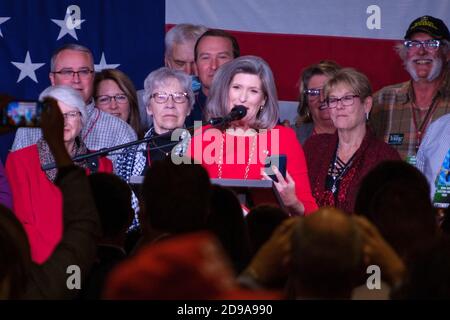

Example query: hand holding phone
[264,154,287,183]
[0,100,46,127]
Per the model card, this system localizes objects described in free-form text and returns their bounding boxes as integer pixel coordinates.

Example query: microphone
[209,105,247,126]
[225,105,247,122]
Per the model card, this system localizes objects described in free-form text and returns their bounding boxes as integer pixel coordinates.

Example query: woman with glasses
[292,60,341,145]
[5,85,113,264]
[116,67,193,229]
[303,68,400,214]
[94,69,144,138]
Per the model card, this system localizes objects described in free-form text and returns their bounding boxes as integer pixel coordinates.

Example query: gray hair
[165,23,208,59]
[206,55,279,129]
[142,67,194,110]
[39,85,87,125]
[50,43,94,72]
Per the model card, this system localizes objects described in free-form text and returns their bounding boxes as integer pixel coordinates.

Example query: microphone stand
[41,117,227,171]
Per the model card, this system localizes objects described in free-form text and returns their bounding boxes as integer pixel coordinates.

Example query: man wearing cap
[371,15,450,163]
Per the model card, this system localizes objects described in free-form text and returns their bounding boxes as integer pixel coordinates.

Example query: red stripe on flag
[167,25,410,101]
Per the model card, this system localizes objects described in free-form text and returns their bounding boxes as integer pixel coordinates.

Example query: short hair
[323,67,372,102]
[290,208,363,298]
[39,85,87,126]
[194,29,240,61]
[165,23,208,58]
[296,60,341,125]
[50,43,94,72]
[355,161,437,258]
[94,69,144,138]
[206,55,279,129]
[142,67,194,110]
[88,173,133,239]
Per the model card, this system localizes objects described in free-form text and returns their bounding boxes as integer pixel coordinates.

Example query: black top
[185,89,207,128]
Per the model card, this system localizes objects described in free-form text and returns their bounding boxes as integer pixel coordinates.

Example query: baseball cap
[404,15,450,41]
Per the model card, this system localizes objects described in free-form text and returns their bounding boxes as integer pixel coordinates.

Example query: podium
[210,178,285,210]
[129,176,285,211]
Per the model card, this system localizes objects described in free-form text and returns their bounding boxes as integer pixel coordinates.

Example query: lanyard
[411,98,438,152]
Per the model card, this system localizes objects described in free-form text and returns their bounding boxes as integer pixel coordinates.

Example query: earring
[365,112,369,121]
[257,106,264,119]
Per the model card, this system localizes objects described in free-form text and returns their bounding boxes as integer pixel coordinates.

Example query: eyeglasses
[304,88,321,97]
[96,94,128,105]
[404,39,442,51]
[62,111,81,120]
[151,92,188,104]
[52,68,94,79]
[323,94,360,109]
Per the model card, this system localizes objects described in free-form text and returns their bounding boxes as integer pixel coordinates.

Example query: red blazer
[6,144,113,264]
[189,125,318,215]
[303,128,401,214]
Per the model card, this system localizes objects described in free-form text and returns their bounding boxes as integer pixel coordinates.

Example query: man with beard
[371,15,450,163]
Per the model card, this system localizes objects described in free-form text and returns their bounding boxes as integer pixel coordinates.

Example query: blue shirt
[416,113,450,203]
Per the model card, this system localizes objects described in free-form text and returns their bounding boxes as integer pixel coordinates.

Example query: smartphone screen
[264,154,287,183]
[1,101,44,127]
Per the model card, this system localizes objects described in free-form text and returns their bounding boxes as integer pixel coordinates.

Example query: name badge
[388,133,404,145]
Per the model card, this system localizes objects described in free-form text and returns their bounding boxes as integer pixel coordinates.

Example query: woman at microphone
[189,56,318,216]
[5,85,112,264]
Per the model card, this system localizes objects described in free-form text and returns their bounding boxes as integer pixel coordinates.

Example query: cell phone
[264,154,287,183]
[0,101,45,127]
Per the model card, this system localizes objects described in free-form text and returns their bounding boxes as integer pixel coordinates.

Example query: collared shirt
[416,113,450,204]
[11,101,137,170]
[370,68,450,161]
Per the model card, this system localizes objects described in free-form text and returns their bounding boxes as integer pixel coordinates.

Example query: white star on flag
[95,53,120,72]
[0,17,11,37]
[51,13,85,40]
[11,51,46,83]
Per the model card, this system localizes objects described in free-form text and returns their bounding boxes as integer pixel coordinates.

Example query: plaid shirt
[370,68,450,161]
[11,101,137,170]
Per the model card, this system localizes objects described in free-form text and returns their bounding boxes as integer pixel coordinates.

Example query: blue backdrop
[0,0,165,162]
[0,0,165,99]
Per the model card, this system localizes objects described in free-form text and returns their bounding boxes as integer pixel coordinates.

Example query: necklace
[329,149,356,194]
[217,131,257,179]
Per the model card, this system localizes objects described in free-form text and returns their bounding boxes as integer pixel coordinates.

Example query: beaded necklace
[217,131,257,179]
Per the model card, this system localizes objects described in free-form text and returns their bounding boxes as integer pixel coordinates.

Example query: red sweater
[189,125,318,214]
[303,128,401,214]
[6,144,113,264]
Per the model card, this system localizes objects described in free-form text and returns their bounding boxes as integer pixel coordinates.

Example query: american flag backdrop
[0,0,165,100]
[166,0,450,101]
